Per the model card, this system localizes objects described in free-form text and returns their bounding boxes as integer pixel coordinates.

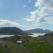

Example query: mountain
[45,31,53,37]
[0,27,24,35]
[25,28,50,34]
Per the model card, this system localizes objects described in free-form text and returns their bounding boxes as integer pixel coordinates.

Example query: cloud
[0,19,21,27]
[25,0,53,28]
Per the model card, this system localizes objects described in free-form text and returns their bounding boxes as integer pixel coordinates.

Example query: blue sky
[0,0,36,19]
[0,0,53,30]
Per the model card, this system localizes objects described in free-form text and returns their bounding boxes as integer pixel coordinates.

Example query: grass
[20,36,53,53]
[0,35,53,53]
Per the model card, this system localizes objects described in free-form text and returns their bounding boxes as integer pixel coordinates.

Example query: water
[0,33,46,38]
[0,35,14,38]
[30,33,46,37]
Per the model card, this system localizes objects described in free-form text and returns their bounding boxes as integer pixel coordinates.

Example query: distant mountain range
[0,27,51,36]
[0,27,24,35]
[25,28,50,34]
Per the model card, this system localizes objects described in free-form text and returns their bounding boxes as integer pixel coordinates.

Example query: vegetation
[20,36,53,53]
[0,33,53,53]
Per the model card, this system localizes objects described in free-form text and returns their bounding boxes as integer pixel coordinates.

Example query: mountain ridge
[25,28,50,34]
[0,27,24,35]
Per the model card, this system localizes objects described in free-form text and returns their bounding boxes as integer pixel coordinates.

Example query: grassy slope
[0,35,53,53]
[0,39,32,53]
[20,36,53,53]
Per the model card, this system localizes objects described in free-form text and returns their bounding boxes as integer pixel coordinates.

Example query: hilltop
[0,27,25,35]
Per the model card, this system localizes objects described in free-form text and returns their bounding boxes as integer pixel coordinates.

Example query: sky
[0,0,53,30]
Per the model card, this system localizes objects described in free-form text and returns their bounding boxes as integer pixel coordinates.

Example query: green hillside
[0,33,53,53]
[20,36,53,53]
[0,39,32,53]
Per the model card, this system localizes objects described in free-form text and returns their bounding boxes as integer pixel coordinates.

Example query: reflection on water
[0,35,14,38]
[30,33,46,37]
[0,33,46,38]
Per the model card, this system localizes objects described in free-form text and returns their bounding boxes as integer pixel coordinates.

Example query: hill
[0,27,24,35]
[0,32,53,53]
[0,38,32,53]
[25,28,50,34]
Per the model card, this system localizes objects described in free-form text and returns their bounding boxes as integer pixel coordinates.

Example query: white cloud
[25,0,53,28]
[0,19,21,27]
